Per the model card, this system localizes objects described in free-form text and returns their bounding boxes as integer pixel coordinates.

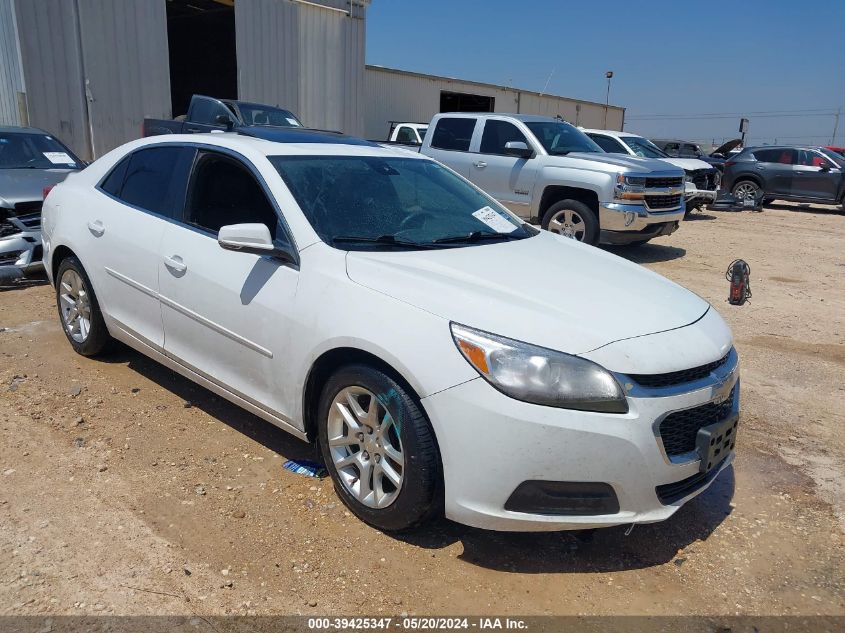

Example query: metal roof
[236,126,378,146]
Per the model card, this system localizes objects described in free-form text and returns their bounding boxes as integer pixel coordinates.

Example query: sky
[366,1,845,148]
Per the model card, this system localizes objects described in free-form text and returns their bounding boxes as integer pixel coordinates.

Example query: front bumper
[422,353,739,531]
[598,201,685,244]
[684,182,718,204]
[0,232,44,279]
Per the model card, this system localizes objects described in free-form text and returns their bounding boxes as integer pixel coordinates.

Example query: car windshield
[238,105,302,128]
[524,121,603,155]
[270,155,536,250]
[624,136,668,159]
[0,132,80,170]
[819,147,845,167]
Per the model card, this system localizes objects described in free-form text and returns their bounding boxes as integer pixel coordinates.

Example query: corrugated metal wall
[0,0,25,126]
[237,0,367,135]
[13,0,170,160]
[363,66,625,140]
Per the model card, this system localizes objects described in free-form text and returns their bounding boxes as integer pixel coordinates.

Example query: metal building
[364,65,625,140]
[0,0,625,161]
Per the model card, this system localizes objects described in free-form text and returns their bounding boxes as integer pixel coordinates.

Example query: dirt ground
[1,202,843,618]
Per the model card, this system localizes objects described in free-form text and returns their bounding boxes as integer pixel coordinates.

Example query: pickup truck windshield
[624,136,668,159]
[238,104,302,127]
[525,121,603,155]
[270,155,535,250]
[0,132,80,170]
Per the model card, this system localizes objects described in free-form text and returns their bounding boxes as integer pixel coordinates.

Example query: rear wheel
[732,180,761,201]
[541,199,599,245]
[318,364,441,532]
[55,256,112,356]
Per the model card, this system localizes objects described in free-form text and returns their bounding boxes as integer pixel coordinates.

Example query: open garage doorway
[166,0,237,117]
[440,91,495,113]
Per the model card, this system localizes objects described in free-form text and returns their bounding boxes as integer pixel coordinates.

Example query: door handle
[163,255,187,274]
[87,220,105,237]
[474,161,487,168]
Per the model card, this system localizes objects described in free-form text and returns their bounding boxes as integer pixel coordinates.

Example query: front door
[158,149,299,421]
[792,150,840,201]
[468,119,539,219]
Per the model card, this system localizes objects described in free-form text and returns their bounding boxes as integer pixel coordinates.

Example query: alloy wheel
[547,209,586,241]
[59,269,91,343]
[733,182,759,200]
[327,386,405,509]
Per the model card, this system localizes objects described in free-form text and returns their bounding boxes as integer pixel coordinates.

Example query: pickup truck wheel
[732,180,761,201]
[55,256,112,357]
[542,200,599,245]
[318,364,441,532]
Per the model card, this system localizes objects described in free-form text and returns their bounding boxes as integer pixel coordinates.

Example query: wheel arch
[538,185,600,223]
[731,173,764,190]
[51,243,79,282]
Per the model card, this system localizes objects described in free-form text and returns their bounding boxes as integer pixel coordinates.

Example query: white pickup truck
[419,113,686,246]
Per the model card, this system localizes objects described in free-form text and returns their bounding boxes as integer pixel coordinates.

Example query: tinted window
[100,156,130,196]
[622,136,668,158]
[185,152,278,238]
[431,118,476,151]
[395,127,417,143]
[189,97,234,126]
[524,121,602,155]
[588,134,627,154]
[480,120,528,155]
[119,146,195,217]
[754,149,795,164]
[237,104,301,127]
[0,131,81,169]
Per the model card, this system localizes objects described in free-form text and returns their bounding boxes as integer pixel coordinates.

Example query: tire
[731,179,761,201]
[55,256,112,356]
[541,199,599,245]
[317,364,441,532]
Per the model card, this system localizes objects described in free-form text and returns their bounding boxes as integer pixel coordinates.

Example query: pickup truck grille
[0,249,25,265]
[690,169,718,191]
[0,211,41,238]
[645,193,683,210]
[646,176,683,189]
[659,387,736,457]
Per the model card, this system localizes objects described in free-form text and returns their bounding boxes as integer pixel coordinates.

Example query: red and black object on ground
[726,259,751,305]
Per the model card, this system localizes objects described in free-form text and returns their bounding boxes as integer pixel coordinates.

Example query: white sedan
[41,128,739,532]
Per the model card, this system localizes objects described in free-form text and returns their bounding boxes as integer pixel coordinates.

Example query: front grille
[14,212,41,230]
[656,465,723,504]
[0,249,25,265]
[631,351,732,388]
[690,169,718,191]
[645,193,683,210]
[659,387,736,457]
[646,176,683,189]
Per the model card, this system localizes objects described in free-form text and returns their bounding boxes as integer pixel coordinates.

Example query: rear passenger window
[754,149,795,164]
[431,118,476,151]
[479,120,528,155]
[185,152,279,238]
[118,146,195,217]
[100,156,130,196]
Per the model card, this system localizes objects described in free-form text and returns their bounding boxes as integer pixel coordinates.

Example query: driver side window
[185,152,279,239]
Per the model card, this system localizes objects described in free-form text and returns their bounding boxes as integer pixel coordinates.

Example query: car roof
[237,126,378,147]
[434,112,564,124]
[581,128,641,138]
[651,139,699,145]
[0,125,50,135]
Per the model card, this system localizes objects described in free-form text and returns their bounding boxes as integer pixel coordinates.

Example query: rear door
[423,117,479,177]
[792,150,840,201]
[91,145,195,348]
[184,96,237,133]
[752,148,796,196]
[468,118,540,218]
[158,149,299,420]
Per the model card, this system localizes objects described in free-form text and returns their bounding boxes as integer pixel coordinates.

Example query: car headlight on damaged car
[450,323,628,414]
[614,173,646,202]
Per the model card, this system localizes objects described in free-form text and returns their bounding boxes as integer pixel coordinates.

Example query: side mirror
[818,163,831,171]
[214,114,235,129]
[218,223,295,263]
[504,141,533,159]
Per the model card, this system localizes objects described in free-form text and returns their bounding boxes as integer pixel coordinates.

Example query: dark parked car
[144,95,303,137]
[721,146,845,206]
[651,138,741,171]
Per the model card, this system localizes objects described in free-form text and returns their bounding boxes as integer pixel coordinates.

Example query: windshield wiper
[332,234,434,249]
[432,231,526,244]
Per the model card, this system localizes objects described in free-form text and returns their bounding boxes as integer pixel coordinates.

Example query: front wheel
[318,364,442,532]
[55,256,112,356]
[541,199,599,245]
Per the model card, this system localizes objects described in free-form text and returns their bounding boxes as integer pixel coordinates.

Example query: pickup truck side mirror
[218,223,296,264]
[504,141,533,159]
[214,114,235,130]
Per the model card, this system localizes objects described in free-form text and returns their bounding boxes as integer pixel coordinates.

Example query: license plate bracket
[696,415,738,473]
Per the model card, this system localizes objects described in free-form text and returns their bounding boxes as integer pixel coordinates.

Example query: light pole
[604,71,614,129]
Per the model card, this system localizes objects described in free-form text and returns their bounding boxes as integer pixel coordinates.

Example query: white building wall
[364,66,625,140]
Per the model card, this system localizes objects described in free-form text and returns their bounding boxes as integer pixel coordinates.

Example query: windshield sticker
[472,206,518,234]
[286,118,301,126]
[42,152,75,165]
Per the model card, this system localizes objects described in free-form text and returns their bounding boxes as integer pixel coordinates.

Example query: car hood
[345,231,709,356]
[659,157,714,172]
[0,168,78,207]
[558,152,682,174]
[712,139,742,156]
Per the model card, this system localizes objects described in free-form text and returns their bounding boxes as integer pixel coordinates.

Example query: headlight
[714,171,722,187]
[450,323,628,414]
[614,173,646,201]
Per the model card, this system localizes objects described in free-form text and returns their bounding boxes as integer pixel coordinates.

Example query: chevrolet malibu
[41,128,739,532]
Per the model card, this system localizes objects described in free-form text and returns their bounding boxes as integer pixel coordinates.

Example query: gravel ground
[0,202,843,617]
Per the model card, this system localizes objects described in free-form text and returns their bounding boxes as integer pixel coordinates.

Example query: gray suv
[721,146,844,206]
